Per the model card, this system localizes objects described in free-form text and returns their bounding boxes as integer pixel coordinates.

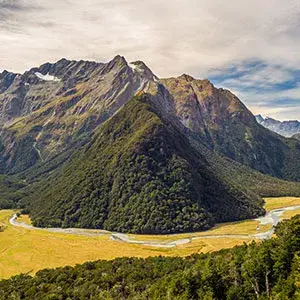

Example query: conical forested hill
[26,94,264,234]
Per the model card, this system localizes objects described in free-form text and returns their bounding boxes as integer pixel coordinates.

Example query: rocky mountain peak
[129,60,158,82]
[0,70,14,76]
[27,58,101,82]
[108,55,128,68]
[0,55,164,170]
[0,70,18,93]
[0,55,287,178]
[255,114,264,123]
[177,74,195,82]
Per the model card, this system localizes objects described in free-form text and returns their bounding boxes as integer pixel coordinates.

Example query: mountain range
[256,114,300,137]
[1,55,300,233]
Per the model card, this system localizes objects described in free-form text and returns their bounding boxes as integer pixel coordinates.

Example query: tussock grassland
[1,197,300,279]
[0,210,252,279]
[281,208,300,220]
[16,214,32,226]
[264,196,300,211]
[130,220,271,243]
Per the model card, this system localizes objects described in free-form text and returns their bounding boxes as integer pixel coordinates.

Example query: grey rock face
[256,115,300,137]
[0,55,160,173]
[1,55,300,180]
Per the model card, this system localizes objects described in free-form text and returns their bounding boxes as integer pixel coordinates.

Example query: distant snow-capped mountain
[255,114,300,137]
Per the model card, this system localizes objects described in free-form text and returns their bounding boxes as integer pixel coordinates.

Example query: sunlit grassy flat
[1,197,300,279]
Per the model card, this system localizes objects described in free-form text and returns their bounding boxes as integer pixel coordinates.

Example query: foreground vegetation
[1,214,300,299]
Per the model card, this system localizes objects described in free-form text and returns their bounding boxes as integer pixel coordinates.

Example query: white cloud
[0,0,300,75]
[216,66,294,89]
[225,85,300,120]
[1,0,300,119]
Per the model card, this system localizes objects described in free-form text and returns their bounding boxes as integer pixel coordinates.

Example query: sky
[1,0,300,120]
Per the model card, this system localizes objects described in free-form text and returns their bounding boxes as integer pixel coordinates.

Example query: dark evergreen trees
[1,215,300,299]
[25,95,264,233]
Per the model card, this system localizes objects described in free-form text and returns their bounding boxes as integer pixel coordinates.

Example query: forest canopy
[1,215,300,299]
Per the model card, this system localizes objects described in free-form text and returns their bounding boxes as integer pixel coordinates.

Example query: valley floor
[1,197,300,279]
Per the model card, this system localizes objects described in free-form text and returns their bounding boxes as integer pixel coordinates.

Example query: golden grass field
[130,220,272,243]
[281,209,300,220]
[0,197,300,279]
[264,197,300,211]
[17,214,32,226]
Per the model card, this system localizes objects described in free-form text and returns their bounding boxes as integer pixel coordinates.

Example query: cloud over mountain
[1,0,300,118]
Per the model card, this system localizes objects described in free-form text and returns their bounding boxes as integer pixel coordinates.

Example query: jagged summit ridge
[0,55,162,172]
[1,55,300,182]
[0,55,157,124]
[129,60,158,82]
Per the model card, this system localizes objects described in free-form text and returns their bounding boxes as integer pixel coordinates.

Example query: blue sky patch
[208,59,300,120]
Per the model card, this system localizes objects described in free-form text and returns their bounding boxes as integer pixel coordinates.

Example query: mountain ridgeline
[256,114,300,137]
[1,55,300,233]
[1,56,300,180]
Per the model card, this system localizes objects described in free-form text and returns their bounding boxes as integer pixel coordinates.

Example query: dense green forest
[3,94,300,234]
[1,215,300,299]
[0,175,27,209]
[192,139,300,198]
[209,115,300,182]
[24,95,264,233]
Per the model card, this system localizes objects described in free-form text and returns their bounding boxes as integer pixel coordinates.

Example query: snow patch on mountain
[129,63,139,72]
[35,72,61,82]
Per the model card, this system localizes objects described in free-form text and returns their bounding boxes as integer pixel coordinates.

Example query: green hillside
[191,139,300,198]
[0,175,27,209]
[25,94,264,234]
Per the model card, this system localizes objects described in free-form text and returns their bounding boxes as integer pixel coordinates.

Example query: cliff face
[1,56,300,181]
[161,75,254,132]
[0,56,159,172]
[160,75,300,180]
[0,56,159,125]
